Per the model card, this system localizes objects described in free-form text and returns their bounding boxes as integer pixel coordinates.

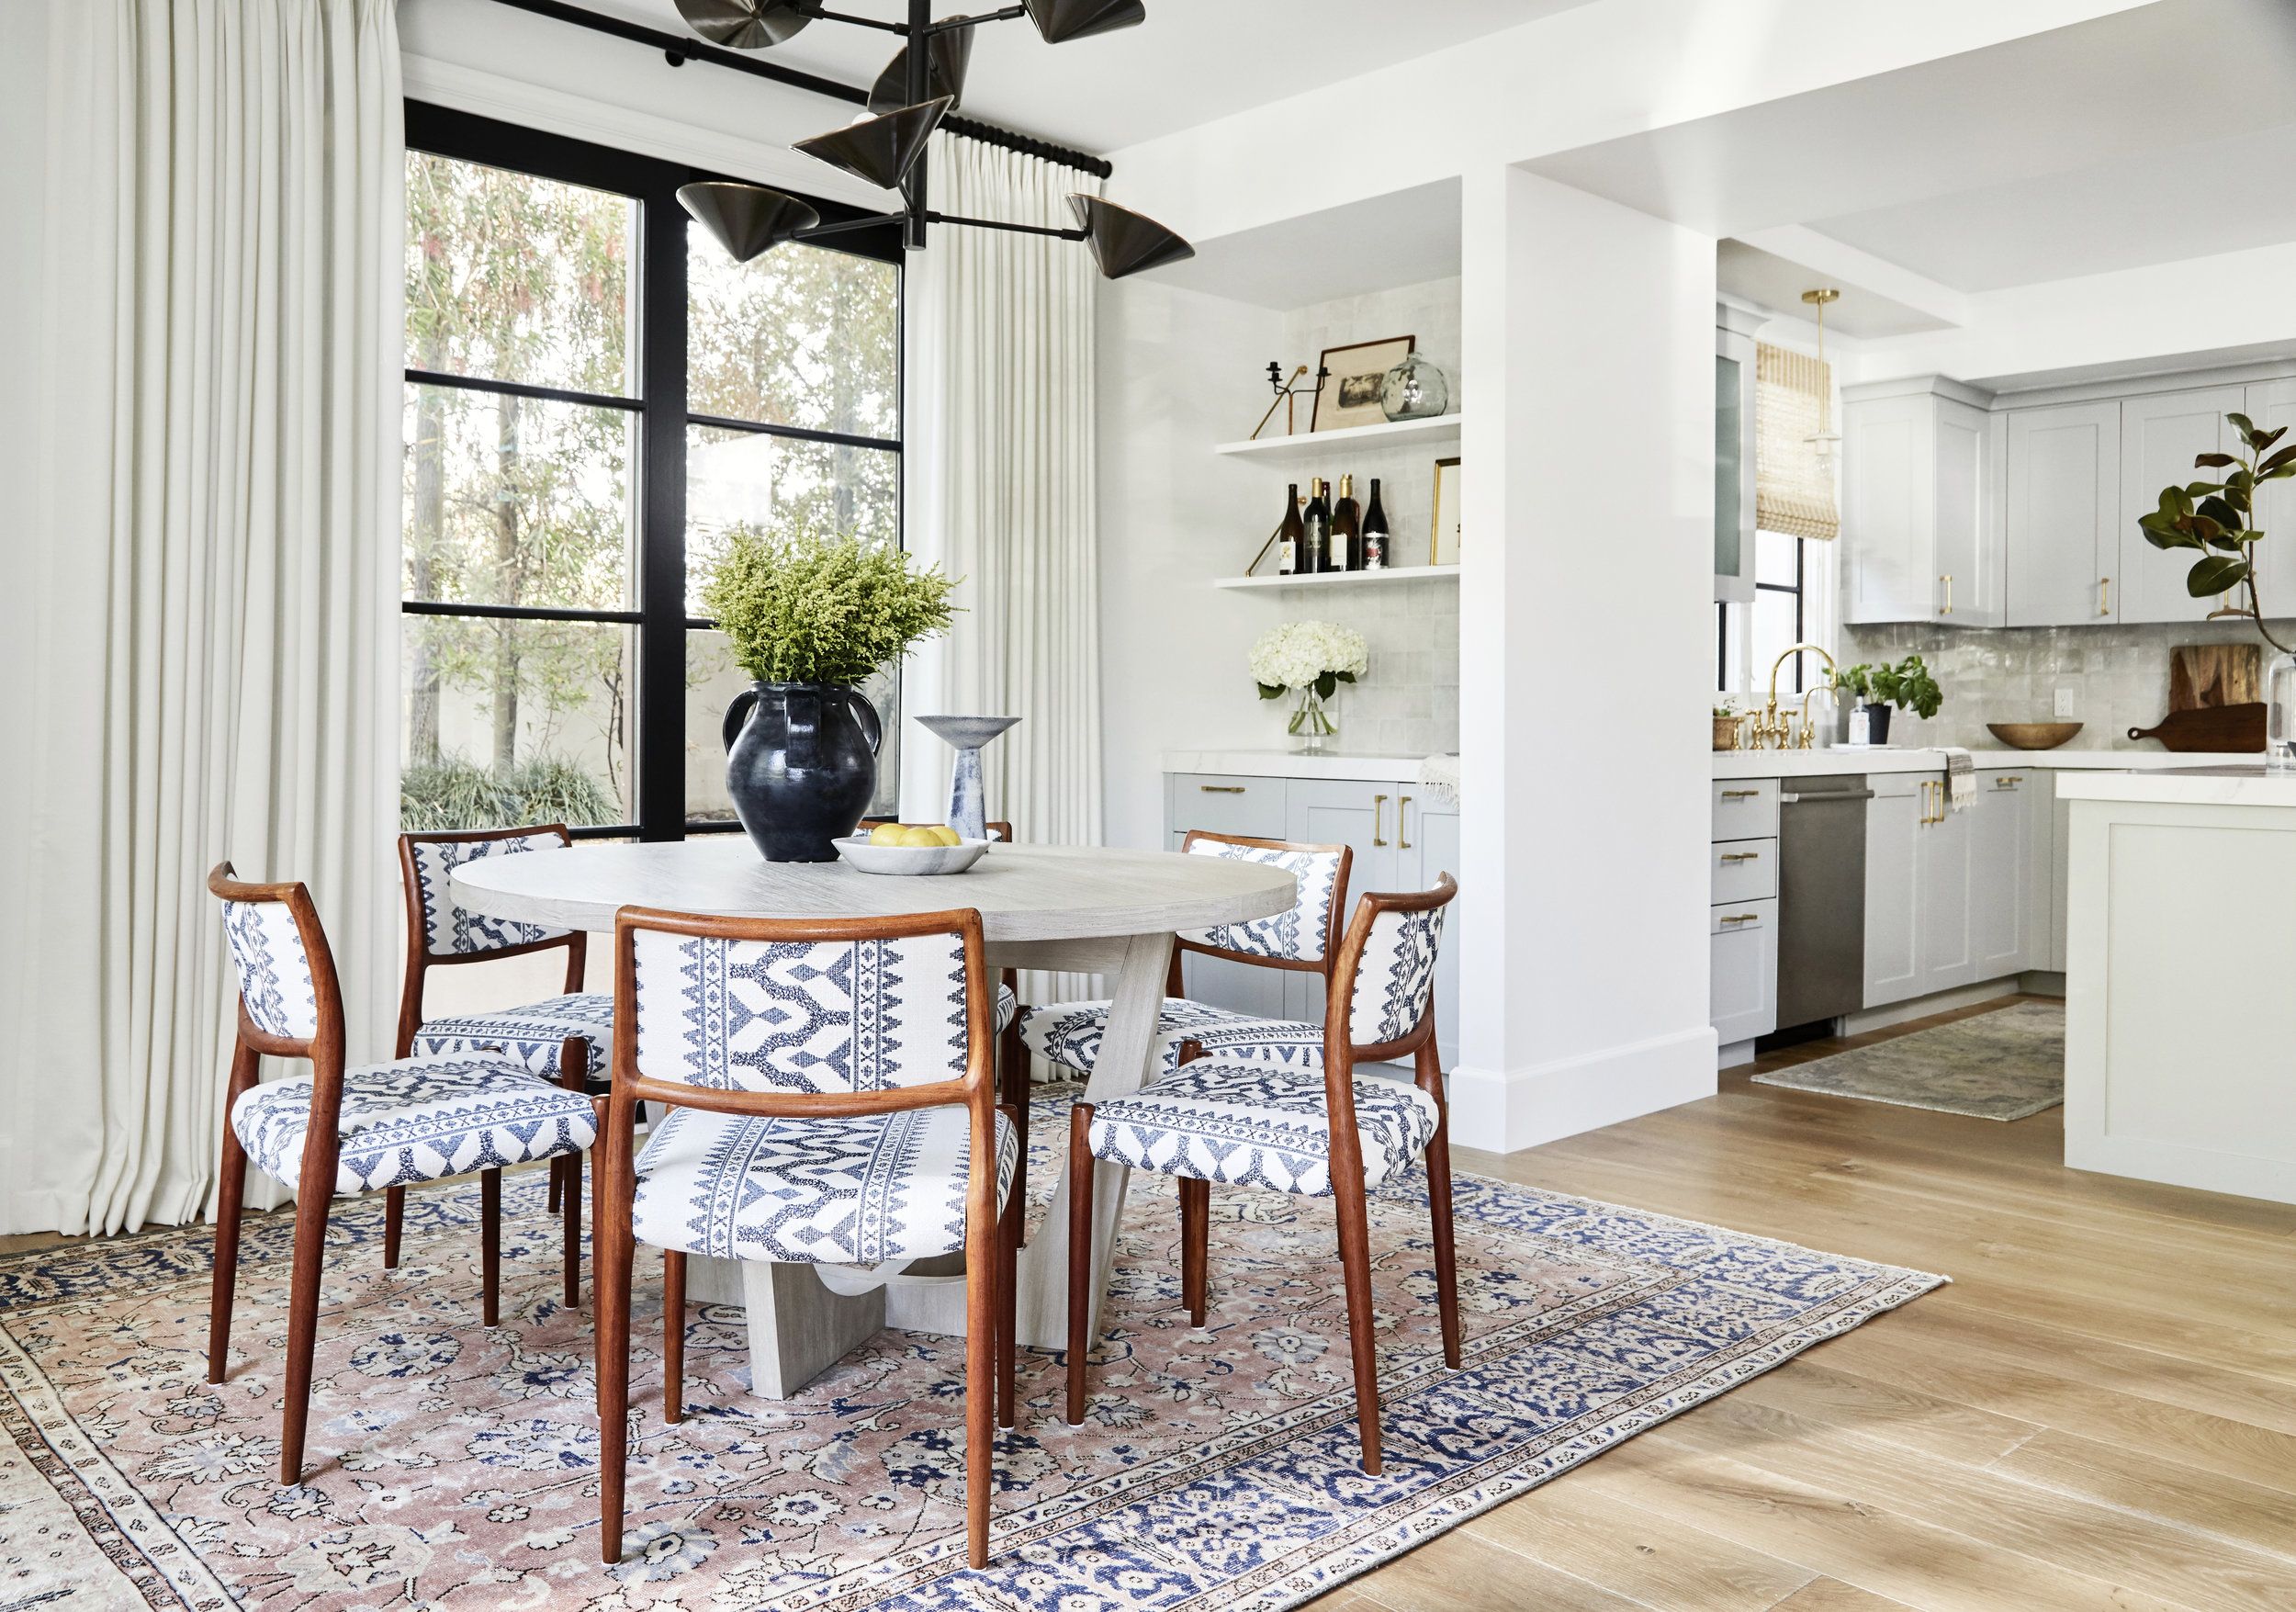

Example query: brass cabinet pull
[1199,784,1246,794]
[1398,795,1413,851]
[1371,793,1389,847]
[1719,851,1760,863]
[1719,788,1761,800]
[1918,781,1933,825]
[1719,913,1760,927]
[1994,774,2021,789]
[2099,577,2110,616]
[1941,573,1953,615]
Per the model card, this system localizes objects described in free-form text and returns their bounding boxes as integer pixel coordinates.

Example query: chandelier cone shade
[1068,194,1194,279]
[672,0,813,50]
[677,182,821,264]
[868,18,976,115]
[1024,0,1147,44]
[793,97,952,190]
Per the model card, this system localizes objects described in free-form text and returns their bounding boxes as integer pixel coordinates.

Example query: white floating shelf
[1212,564,1459,592]
[1211,413,1462,463]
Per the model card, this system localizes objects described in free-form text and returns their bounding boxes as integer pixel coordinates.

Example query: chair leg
[1331,1169,1384,1476]
[383,1185,403,1269]
[995,1104,1021,1430]
[1418,1041,1463,1369]
[1178,1178,1209,1327]
[591,1097,609,1417]
[663,1249,686,1426]
[1064,1103,1097,1427]
[597,1127,633,1565]
[207,1096,251,1386]
[562,1150,583,1310]
[480,1168,501,1327]
[277,1187,334,1484]
[999,987,1030,1243]
[547,1156,563,1216]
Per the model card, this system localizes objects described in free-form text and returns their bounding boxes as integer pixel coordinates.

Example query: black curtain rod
[480,0,1116,180]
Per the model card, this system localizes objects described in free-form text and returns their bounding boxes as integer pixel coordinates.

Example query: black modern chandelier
[670,0,1196,278]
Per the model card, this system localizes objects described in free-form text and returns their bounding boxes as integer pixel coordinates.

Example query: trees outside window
[400,106,902,836]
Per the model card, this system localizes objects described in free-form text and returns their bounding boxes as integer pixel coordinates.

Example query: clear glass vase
[1289,687,1337,752]
[2268,649,2296,772]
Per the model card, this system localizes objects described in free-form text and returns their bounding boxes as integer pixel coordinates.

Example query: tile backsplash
[1837,617,2293,750]
[1290,578,1460,757]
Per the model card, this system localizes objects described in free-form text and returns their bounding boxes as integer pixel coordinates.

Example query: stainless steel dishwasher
[1774,774,1871,1033]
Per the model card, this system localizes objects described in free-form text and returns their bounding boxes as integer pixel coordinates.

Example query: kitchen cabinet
[1716,303,1761,605]
[1841,379,2000,626]
[1867,771,2048,1007]
[2118,386,2247,624]
[1165,772,1460,1066]
[1970,771,2041,977]
[2006,400,2121,626]
[1710,900,1778,1047]
[1863,776,1923,1005]
[2249,378,2296,558]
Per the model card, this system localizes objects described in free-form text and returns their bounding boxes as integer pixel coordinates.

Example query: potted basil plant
[700,523,956,862]
[1833,657,1941,745]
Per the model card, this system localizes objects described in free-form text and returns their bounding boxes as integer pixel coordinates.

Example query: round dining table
[452,835,1295,1395]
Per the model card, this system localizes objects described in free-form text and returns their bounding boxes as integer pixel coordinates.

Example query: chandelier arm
[795,3,913,35]
[791,209,913,242]
[926,5,1025,32]
[924,209,1088,241]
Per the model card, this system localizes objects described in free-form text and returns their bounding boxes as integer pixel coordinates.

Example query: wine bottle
[1333,473,1362,571]
[1361,477,1389,570]
[1276,482,1302,575]
[1302,478,1331,574]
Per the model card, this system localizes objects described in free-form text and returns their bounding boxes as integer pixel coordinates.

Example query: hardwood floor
[1312,995,2296,1612]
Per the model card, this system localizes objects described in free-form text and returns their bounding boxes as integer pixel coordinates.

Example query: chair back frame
[395,826,587,1058]
[1314,872,1459,1177]
[1169,829,1354,993]
[208,862,350,1201]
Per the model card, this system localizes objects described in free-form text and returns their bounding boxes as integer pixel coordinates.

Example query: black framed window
[1716,530,1806,694]
[399,103,903,840]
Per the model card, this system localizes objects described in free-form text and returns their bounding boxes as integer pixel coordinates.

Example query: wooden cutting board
[2168,643,2261,710]
[2128,702,2266,752]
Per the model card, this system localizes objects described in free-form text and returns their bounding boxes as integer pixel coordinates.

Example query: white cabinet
[2119,386,2247,624]
[1710,901,1778,1047]
[2006,400,2121,626]
[1863,776,1923,1006]
[1716,305,1761,605]
[1970,772,2038,977]
[1868,770,2050,1007]
[2248,378,2296,556]
[1841,380,2000,626]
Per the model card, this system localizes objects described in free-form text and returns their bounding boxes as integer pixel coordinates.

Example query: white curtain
[899,135,1105,1001]
[0,0,403,1235]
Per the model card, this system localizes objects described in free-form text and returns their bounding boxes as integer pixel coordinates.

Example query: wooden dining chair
[206,863,601,1484]
[1063,874,1462,1474]
[397,826,614,1302]
[1015,832,1354,1088]
[595,903,1020,1570]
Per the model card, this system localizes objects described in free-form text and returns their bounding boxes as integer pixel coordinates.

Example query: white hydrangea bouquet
[1250,619,1368,751]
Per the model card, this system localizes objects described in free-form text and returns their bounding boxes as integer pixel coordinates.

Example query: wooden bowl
[1986,721,2082,750]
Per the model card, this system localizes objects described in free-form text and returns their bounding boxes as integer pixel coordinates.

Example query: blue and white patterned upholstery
[994,981,1017,1036]
[221,898,321,1041]
[632,1104,1018,1264]
[405,832,573,956]
[1018,997,1324,1079]
[231,1053,599,1196]
[1086,1064,1437,1196]
[1348,901,1447,1046]
[412,993,617,1081]
[1180,840,1343,963]
[632,928,972,1096]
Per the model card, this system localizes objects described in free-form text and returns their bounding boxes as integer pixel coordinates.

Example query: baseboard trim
[1448,1025,1718,1154]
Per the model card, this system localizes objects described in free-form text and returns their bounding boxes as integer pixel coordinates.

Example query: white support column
[1451,166,1719,1152]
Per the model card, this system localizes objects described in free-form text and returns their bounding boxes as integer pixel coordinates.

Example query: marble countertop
[1713,747,2267,778]
[1161,750,1435,783]
[2054,764,2296,806]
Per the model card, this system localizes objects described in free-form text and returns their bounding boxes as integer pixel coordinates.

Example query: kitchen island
[2057,766,2296,1205]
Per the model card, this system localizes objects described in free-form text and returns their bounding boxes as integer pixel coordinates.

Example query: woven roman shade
[1755,342,1839,541]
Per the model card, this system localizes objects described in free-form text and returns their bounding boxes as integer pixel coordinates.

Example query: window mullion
[636,186,691,843]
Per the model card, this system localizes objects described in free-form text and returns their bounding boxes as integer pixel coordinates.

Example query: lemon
[927,825,962,847]
[897,825,944,849]
[867,823,906,847]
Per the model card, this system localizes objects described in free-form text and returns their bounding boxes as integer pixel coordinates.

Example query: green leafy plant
[400,756,618,832]
[2137,411,2296,652]
[699,520,956,686]
[1829,663,1874,701]
[1866,654,1942,720]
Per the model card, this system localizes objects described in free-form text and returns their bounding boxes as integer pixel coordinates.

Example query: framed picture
[1430,457,1461,566]
[1311,334,1413,433]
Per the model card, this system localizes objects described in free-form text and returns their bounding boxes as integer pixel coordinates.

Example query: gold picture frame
[1311,334,1413,433]
[1430,457,1461,566]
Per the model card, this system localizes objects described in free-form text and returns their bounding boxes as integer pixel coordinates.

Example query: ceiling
[1715,242,1947,340]
[568,0,1577,155]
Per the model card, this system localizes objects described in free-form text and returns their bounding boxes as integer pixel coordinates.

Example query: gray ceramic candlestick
[914,715,1019,841]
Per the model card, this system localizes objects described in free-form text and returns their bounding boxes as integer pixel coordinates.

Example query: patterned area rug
[1752,1000,2065,1121]
[0,1088,1941,1611]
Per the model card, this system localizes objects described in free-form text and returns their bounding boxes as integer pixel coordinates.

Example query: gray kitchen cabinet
[1969,772,2037,977]
[1840,379,1999,626]
[1716,305,1760,605]
[1863,775,1923,1006]
[1282,779,1406,1029]
[1710,899,1778,1047]
[2005,400,2121,626]
[1917,788,1976,994]
[2249,378,2296,553]
[1408,795,1462,1070]
[2118,386,2247,624]
[2049,774,2074,973]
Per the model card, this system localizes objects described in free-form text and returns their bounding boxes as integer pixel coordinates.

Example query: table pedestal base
[688,1257,885,1398]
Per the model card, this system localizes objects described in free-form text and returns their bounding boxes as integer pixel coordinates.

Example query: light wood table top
[450,836,1295,939]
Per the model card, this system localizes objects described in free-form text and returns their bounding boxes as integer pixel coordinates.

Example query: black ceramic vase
[722,682,883,862]
[1861,702,1893,745]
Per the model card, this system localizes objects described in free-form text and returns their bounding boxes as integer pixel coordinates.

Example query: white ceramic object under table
[832,833,993,875]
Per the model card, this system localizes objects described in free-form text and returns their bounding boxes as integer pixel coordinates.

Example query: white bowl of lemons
[833,822,994,876]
